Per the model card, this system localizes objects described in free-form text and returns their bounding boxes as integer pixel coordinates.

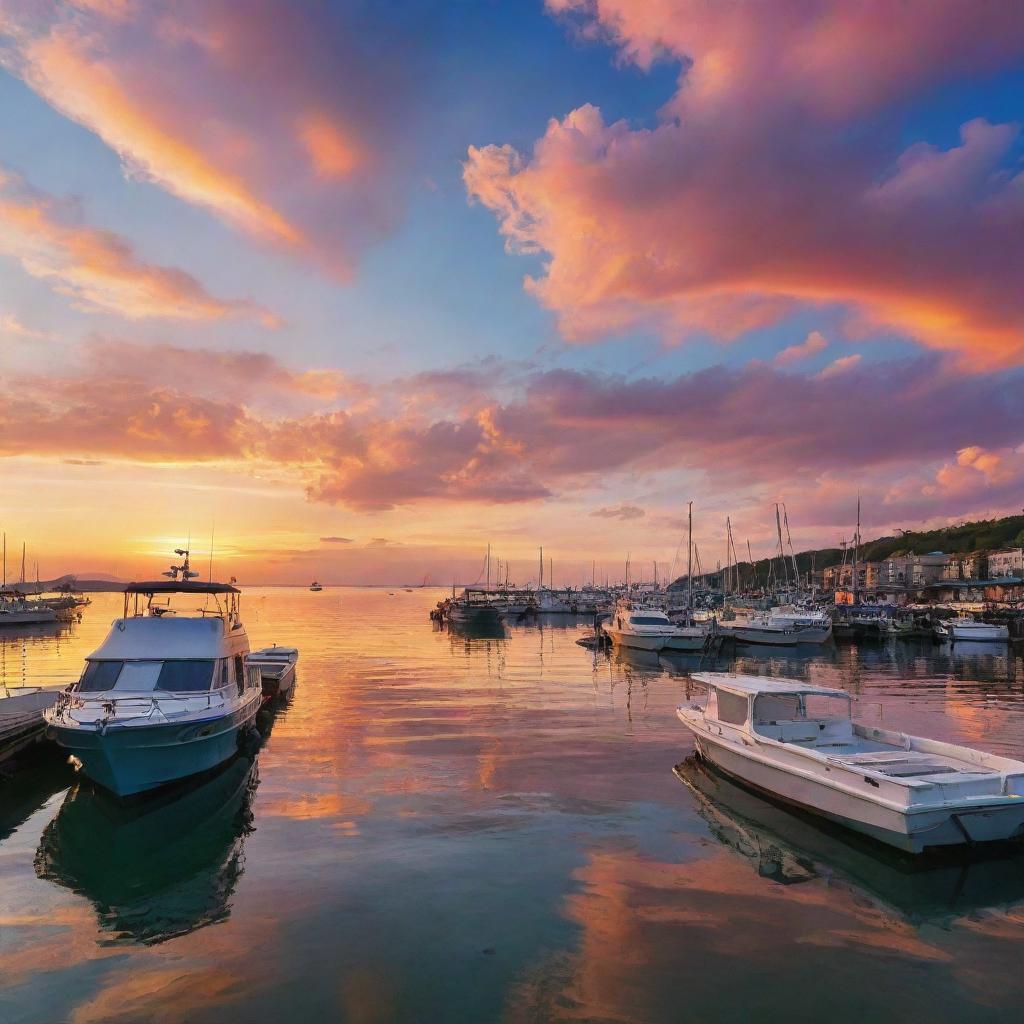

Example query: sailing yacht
[662,501,713,651]
[45,549,263,797]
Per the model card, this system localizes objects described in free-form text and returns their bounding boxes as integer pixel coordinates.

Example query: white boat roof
[691,672,850,699]
[88,616,231,661]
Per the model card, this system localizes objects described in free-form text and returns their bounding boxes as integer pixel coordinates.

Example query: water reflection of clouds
[3,590,1024,1023]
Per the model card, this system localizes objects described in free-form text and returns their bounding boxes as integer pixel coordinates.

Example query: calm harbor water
[2,588,1024,1023]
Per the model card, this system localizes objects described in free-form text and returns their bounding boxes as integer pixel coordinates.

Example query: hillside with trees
[670,514,1024,589]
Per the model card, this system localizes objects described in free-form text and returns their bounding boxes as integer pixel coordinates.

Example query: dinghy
[247,646,298,700]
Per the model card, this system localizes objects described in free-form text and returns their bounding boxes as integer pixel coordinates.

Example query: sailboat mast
[539,546,543,589]
[747,539,755,592]
[20,542,26,585]
[853,496,861,605]
[783,504,800,589]
[774,504,788,591]
[486,543,491,590]
[687,501,693,611]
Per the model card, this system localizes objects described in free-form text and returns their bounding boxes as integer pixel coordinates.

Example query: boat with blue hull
[45,550,263,798]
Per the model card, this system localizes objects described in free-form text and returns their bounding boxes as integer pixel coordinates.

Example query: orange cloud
[0,169,278,325]
[1,1,422,277]
[298,112,363,179]
[16,28,302,246]
[816,354,861,379]
[469,5,1024,365]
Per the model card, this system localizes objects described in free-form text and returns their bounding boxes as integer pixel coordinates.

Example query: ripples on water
[1,589,1023,1023]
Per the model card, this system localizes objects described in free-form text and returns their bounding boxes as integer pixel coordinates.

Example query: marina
[1,587,1023,1022]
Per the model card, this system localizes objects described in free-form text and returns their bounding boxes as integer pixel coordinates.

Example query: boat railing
[52,682,239,727]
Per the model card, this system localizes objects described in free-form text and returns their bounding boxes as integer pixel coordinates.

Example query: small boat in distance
[309,581,323,592]
[678,673,1024,853]
[0,591,59,627]
[45,549,263,797]
[935,615,1009,643]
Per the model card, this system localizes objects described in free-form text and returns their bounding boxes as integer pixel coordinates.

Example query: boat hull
[0,609,59,627]
[688,725,1024,853]
[661,631,709,652]
[602,627,672,651]
[48,697,261,798]
[950,625,1009,642]
[721,624,832,646]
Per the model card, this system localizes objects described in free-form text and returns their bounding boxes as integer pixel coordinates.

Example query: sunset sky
[1,0,1023,585]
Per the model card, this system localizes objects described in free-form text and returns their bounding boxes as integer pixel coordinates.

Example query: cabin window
[78,660,124,692]
[234,655,245,695]
[803,695,851,721]
[114,661,163,691]
[715,690,749,725]
[156,660,216,692]
[630,616,669,625]
[753,694,802,723]
[76,659,217,693]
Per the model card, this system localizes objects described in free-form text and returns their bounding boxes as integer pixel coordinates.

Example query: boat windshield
[752,692,850,724]
[630,615,669,625]
[78,659,216,693]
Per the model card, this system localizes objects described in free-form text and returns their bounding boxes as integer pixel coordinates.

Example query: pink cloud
[1,1,420,276]
[3,342,1024,529]
[467,4,1024,365]
[774,331,827,367]
[816,354,861,379]
[591,504,645,520]
[546,1,1024,120]
[0,168,277,325]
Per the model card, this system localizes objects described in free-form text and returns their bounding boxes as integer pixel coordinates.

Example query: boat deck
[768,737,1001,787]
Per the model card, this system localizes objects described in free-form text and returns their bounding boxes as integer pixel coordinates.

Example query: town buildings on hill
[824,547,1024,606]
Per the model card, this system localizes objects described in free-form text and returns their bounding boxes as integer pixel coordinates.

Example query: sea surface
[2,588,1024,1023]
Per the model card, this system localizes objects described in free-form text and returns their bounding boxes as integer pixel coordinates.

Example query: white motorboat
[602,603,679,651]
[719,607,832,646]
[1,686,60,761]
[0,594,58,627]
[941,616,1009,643]
[309,581,323,592]
[677,673,1024,853]
[247,646,299,700]
[45,549,264,797]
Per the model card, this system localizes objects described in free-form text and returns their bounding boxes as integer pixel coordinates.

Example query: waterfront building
[988,548,1024,578]
[907,552,950,586]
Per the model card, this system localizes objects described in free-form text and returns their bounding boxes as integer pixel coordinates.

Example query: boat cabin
[611,607,674,630]
[699,675,854,746]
